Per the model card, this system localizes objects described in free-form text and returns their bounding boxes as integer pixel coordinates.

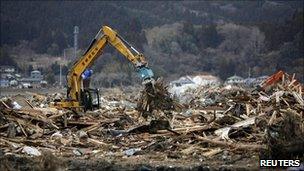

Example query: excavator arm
[54,26,154,111]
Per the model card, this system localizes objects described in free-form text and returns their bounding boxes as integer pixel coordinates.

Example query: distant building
[256,76,268,84]
[15,74,21,79]
[0,65,15,73]
[0,73,7,79]
[225,75,244,85]
[191,74,221,86]
[170,76,195,95]
[9,80,18,86]
[30,70,43,80]
[169,73,221,95]
[0,65,17,88]
[170,76,194,87]
[243,75,269,87]
[170,74,221,87]
[0,79,9,88]
[244,77,256,87]
[19,70,44,88]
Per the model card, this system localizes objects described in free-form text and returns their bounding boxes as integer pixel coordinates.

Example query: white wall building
[169,74,221,96]
[191,75,221,86]
[225,75,244,85]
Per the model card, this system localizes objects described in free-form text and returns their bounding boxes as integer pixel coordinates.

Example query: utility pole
[74,26,79,59]
[59,63,62,87]
[248,67,251,78]
[60,49,67,88]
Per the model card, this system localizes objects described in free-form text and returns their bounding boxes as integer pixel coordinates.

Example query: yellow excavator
[52,26,154,111]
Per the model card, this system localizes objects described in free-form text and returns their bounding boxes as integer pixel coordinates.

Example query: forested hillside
[1,1,303,85]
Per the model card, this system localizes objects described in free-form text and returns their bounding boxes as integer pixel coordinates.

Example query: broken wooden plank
[214,116,257,140]
[82,123,99,132]
[0,123,9,130]
[64,113,67,128]
[7,123,16,138]
[0,100,11,109]
[24,99,34,109]
[195,135,267,151]
[87,138,108,146]
[156,125,212,135]
[292,91,304,106]
[202,148,222,157]
[268,111,277,126]
[48,110,67,119]
[17,120,28,137]
[67,121,98,126]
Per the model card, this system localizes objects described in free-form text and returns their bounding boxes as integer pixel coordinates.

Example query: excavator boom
[53,26,154,111]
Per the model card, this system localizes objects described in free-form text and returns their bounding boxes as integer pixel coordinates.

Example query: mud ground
[0,152,261,171]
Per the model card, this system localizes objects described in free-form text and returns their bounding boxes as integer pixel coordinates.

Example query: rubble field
[0,75,303,171]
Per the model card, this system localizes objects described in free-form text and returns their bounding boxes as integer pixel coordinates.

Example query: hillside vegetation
[1,1,303,85]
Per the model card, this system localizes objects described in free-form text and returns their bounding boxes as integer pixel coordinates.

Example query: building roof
[193,75,219,80]
[244,78,256,84]
[257,75,269,79]
[0,79,9,83]
[20,78,42,82]
[227,75,244,80]
[171,76,194,85]
[31,70,41,74]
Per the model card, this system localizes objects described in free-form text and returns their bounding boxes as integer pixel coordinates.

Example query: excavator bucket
[137,67,154,83]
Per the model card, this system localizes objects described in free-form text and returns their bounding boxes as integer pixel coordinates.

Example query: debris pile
[0,72,303,170]
[137,78,182,118]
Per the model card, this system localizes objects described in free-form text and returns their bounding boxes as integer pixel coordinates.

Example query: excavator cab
[79,69,100,111]
[81,88,100,111]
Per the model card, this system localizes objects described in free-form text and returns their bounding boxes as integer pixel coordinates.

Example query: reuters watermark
[260,159,301,168]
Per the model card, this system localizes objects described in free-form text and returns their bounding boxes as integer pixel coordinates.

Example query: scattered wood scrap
[0,71,303,164]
